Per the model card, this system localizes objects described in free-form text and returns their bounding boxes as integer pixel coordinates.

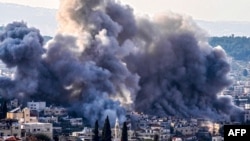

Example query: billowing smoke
[0,22,44,98]
[0,0,243,125]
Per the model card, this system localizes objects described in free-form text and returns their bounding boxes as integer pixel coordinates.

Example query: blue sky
[0,0,249,22]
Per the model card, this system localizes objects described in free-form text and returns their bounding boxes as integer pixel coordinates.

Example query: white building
[39,116,58,123]
[69,118,83,126]
[21,122,53,139]
[244,109,250,122]
[27,101,46,111]
[212,136,224,141]
[44,106,67,116]
[72,127,93,141]
[245,104,250,110]
[233,85,244,95]
[172,137,182,141]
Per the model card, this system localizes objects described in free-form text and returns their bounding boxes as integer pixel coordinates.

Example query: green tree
[102,116,112,141]
[170,125,174,134]
[121,122,128,141]
[0,101,7,119]
[153,134,159,141]
[93,120,100,141]
[219,125,224,137]
[243,68,248,76]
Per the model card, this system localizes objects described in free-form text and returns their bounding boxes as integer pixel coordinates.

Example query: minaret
[115,118,120,140]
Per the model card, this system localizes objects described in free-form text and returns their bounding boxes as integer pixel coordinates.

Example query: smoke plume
[0,0,243,125]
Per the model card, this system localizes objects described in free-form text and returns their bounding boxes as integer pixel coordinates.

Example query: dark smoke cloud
[0,0,243,125]
[0,22,44,98]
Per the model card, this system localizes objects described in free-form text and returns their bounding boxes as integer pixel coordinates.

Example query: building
[69,118,83,126]
[39,116,58,123]
[212,135,224,141]
[72,127,93,141]
[244,109,250,122]
[27,101,46,112]
[172,137,182,141]
[0,119,21,138]
[175,124,199,136]
[44,106,67,116]
[7,107,31,123]
[21,122,53,139]
[244,104,250,110]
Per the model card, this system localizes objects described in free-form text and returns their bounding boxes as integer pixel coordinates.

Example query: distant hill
[209,36,250,61]
[0,3,250,37]
[0,2,57,36]
[196,20,250,37]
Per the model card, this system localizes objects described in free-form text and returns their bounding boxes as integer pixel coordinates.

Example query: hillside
[209,36,250,61]
[1,3,250,37]
[0,2,57,36]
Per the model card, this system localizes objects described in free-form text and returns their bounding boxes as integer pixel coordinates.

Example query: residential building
[245,104,250,109]
[27,101,46,111]
[39,116,58,123]
[72,127,93,141]
[175,125,199,136]
[21,122,53,139]
[44,106,67,116]
[244,109,250,122]
[0,119,21,137]
[7,107,30,123]
[69,118,83,126]
[172,137,182,141]
[212,135,224,141]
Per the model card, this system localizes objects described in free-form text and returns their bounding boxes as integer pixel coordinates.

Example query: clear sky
[0,0,249,22]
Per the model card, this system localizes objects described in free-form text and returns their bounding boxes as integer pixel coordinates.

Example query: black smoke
[0,22,44,98]
[0,0,243,125]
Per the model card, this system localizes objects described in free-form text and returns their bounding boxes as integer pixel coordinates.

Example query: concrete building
[244,104,250,109]
[27,101,46,111]
[39,116,58,123]
[69,118,83,126]
[212,136,224,141]
[21,122,53,139]
[44,106,67,116]
[175,125,199,136]
[244,109,250,122]
[0,119,21,138]
[7,107,31,123]
[72,127,93,141]
[172,137,182,141]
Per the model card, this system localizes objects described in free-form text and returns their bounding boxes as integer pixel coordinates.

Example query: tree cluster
[209,36,250,61]
[0,100,7,119]
[93,116,128,141]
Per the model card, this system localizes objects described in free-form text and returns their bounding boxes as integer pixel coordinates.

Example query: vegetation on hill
[209,35,250,61]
